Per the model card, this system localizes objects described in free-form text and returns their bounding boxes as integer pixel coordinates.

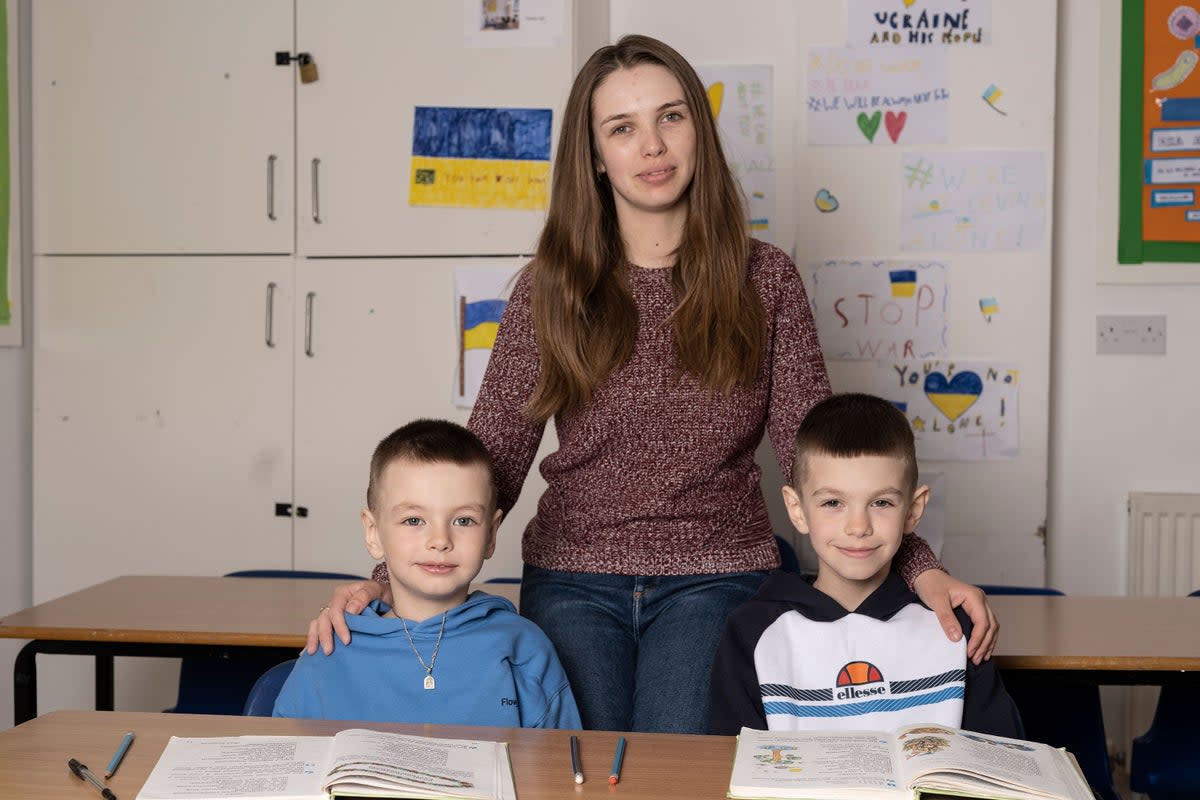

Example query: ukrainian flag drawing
[411,106,552,210]
[889,269,917,298]
[462,298,505,351]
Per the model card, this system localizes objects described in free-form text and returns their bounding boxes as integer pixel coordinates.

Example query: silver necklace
[399,611,448,690]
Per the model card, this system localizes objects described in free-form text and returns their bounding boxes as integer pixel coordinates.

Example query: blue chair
[243,658,298,716]
[775,535,802,574]
[167,570,363,715]
[1129,589,1200,800]
[983,585,1119,800]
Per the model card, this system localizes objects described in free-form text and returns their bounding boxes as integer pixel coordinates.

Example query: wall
[1047,0,1200,596]
[0,0,29,733]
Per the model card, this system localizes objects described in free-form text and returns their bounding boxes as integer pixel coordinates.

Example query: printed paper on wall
[899,150,1047,251]
[848,0,992,46]
[696,64,776,241]
[806,46,950,146]
[807,260,948,361]
[410,106,551,210]
[463,0,566,48]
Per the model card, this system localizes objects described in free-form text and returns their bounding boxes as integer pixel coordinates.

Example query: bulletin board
[1118,0,1200,263]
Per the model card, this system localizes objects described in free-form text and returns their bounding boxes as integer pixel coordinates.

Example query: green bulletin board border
[1118,0,1200,263]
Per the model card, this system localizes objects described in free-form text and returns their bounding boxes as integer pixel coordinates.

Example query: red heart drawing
[885,110,907,143]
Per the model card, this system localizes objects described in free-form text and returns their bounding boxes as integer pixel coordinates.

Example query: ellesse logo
[834,660,888,700]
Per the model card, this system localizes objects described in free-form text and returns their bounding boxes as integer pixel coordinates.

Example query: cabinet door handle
[304,291,316,357]
[311,158,322,224]
[265,282,278,348]
[267,154,278,220]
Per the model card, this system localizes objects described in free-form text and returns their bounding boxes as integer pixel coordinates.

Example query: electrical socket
[1096,314,1167,355]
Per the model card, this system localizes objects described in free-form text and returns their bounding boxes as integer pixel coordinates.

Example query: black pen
[569,734,583,784]
[68,758,117,800]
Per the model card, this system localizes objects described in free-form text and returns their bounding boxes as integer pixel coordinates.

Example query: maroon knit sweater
[456,240,943,579]
[374,242,940,583]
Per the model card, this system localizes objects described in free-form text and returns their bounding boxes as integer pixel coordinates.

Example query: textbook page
[137,735,334,800]
[729,729,908,798]
[893,725,1094,800]
[323,729,515,800]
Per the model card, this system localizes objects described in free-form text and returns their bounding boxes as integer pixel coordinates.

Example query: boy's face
[783,452,928,609]
[362,457,501,621]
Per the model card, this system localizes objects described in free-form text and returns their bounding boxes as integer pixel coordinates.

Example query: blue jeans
[520,565,768,733]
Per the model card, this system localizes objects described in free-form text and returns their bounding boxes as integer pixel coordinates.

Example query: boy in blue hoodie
[274,419,581,728]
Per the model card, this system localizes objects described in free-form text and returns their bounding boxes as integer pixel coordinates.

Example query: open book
[136,728,515,800]
[729,724,1095,800]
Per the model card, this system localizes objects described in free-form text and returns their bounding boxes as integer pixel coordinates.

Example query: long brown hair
[525,34,765,423]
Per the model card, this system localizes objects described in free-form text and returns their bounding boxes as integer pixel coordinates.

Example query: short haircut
[792,393,918,492]
[366,419,496,513]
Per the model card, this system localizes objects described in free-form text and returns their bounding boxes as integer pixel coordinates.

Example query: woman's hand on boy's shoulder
[912,569,998,666]
[304,580,387,655]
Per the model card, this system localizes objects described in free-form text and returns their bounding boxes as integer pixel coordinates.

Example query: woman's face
[590,64,698,224]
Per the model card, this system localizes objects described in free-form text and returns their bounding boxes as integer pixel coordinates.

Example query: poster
[899,150,1047,252]
[860,360,1019,461]
[1118,0,1200,261]
[806,46,949,146]
[807,259,948,360]
[696,65,775,241]
[410,106,552,210]
[847,0,992,46]
[454,264,520,407]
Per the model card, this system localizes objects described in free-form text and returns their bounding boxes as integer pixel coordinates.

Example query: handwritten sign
[806,47,949,146]
[807,260,948,360]
[899,150,1047,252]
[848,0,992,46]
[864,360,1019,461]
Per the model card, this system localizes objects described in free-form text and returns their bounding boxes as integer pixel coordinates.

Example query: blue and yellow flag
[889,269,917,298]
[463,298,506,351]
[411,106,552,210]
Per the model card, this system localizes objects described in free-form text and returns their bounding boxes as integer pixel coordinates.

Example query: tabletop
[0,710,737,800]
[3,576,1198,672]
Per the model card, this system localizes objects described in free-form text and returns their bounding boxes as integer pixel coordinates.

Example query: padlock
[298,53,319,84]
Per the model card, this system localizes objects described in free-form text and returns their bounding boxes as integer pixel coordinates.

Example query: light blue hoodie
[274,591,581,729]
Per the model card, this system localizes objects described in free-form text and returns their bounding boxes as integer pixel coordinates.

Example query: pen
[68,758,117,800]
[609,736,627,785]
[569,734,583,784]
[105,731,135,779]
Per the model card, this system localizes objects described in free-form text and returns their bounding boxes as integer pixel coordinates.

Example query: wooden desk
[988,594,1200,680]
[0,575,522,725]
[0,710,736,799]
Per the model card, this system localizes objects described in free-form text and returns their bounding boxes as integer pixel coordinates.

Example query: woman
[309,34,996,734]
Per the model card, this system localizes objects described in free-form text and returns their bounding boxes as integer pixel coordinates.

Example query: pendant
[423,674,436,690]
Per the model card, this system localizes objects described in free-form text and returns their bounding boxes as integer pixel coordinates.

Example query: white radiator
[1121,492,1200,777]
[1128,492,1200,597]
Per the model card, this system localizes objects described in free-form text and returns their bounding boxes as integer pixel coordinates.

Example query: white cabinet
[32,257,295,597]
[32,1,295,255]
[289,258,539,577]
[32,2,602,594]
[295,1,575,256]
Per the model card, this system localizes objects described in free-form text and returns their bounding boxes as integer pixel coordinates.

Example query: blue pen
[609,736,627,785]
[104,731,135,779]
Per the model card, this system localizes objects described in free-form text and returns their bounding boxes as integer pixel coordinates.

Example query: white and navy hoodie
[709,572,1023,737]
[274,591,581,729]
